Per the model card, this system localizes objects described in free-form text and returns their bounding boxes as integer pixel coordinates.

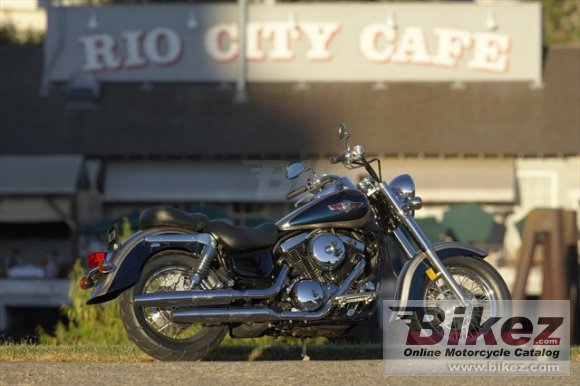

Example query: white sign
[45,3,542,83]
[79,28,183,72]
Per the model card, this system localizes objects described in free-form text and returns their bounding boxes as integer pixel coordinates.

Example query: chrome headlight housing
[390,174,416,199]
[390,174,422,215]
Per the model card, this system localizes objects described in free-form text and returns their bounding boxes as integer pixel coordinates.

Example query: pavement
[1,360,578,386]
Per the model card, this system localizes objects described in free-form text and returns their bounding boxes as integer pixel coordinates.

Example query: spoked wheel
[423,256,511,342]
[119,251,226,361]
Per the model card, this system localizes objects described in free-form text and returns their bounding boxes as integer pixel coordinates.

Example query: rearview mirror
[337,122,352,150]
[337,122,346,141]
[286,162,304,180]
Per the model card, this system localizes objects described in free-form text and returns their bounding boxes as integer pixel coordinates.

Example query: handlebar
[286,185,309,200]
[286,175,335,200]
[330,151,348,164]
[331,145,381,183]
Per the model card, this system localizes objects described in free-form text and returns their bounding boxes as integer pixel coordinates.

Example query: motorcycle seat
[139,206,209,231]
[205,220,278,251]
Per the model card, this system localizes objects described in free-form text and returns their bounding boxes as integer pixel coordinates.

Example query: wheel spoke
[425,266,496,302]
[139,265,209,341]
[423,263,503,347]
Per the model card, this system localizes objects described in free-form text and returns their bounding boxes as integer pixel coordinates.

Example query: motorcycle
[80,124,510,361]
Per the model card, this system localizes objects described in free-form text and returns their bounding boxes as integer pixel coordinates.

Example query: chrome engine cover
[309,233,346,271]
[291,280,325,311]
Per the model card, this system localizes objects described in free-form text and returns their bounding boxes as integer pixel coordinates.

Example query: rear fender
[86,227,210,305]
[393,242,488,301]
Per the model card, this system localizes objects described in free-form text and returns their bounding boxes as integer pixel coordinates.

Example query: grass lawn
[0,343,383,362]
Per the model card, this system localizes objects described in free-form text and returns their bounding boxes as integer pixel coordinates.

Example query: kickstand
[301,338,310,361]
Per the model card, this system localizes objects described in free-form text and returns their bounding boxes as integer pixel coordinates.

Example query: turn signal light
[80,275,89,290]
[409,196,423,210]
[88,252,107,269]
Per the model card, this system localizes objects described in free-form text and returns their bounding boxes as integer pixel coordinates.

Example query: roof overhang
[0,155,85,196]
[0,155,85,222]
[103,158,515,205]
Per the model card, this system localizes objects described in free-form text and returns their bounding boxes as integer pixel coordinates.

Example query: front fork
[380,183,468,302]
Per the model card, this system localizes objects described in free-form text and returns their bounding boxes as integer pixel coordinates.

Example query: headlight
[390,174,415,200]
[390,174,422,215]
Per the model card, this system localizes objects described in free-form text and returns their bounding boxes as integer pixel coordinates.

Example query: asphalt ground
[1,360,578,386]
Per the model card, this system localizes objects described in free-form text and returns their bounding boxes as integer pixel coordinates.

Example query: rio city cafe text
[79,21,511,74]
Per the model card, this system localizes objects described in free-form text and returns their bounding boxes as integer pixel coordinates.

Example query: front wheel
[119,251,226,361]
[423,256,511,302]
[423,256,511,340]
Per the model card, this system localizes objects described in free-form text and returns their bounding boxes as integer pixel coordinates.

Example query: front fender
[86,227,203,305]
[393,242,488,301]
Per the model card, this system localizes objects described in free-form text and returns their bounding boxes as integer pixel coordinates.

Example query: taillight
[88,252,107,269]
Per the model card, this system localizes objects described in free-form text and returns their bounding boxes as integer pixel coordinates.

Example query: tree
[531,0,580,46]
[3,1,578,46]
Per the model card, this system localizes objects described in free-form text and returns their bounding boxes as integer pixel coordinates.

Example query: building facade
[0,2,578,335]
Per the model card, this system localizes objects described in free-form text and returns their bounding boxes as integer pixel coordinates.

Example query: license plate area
[107,223,119,247]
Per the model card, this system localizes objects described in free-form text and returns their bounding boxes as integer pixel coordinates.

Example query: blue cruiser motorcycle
[81,124,510,360]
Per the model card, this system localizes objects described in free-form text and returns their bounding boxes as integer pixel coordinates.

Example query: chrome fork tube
[402,215,468,302]
[379,183,468,302]
[392,228,417,259]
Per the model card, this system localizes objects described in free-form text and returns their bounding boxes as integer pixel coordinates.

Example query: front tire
[423,256,511,302]
[119,251,226,361]
[423,256,511,341]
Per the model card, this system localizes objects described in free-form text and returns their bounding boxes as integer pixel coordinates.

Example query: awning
[310,157,516,204]
[0,197,71,222]
[0,155,85,222]
[104,160,303,203]
[379,158,516,204]
[103,158,515,204]
[0,155,84,195]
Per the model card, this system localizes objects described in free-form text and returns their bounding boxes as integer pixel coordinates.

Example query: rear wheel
[119,251,226,361]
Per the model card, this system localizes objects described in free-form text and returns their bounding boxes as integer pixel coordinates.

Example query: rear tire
[119,251,226,361]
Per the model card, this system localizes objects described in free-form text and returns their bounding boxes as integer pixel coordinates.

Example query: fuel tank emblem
[328,200,363,213]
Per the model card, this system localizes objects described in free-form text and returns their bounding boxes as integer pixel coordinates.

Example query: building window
[517,171,558,211]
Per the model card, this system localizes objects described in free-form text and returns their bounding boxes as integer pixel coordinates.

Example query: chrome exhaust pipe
[171,259,366,324]
[172,304,334,324]
[134,265,290,308]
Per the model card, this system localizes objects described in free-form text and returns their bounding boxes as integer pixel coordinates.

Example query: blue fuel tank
[276,189,370,231]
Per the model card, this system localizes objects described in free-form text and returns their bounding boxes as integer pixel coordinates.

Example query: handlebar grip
[330,152,348,164]
[286,185,309,200]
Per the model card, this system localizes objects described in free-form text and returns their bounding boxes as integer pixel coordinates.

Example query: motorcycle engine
[309,233,346,271]
[291,279,325,311]
[281,231,366,285]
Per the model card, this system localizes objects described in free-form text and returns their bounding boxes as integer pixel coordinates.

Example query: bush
[0,23,43,46]
[38,259,130,345]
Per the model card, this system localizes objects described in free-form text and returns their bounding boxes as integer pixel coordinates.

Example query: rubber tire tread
[119,251,226,361]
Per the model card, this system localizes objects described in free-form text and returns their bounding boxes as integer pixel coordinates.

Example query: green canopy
[415,217,449,243]
[442,203,496,244]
